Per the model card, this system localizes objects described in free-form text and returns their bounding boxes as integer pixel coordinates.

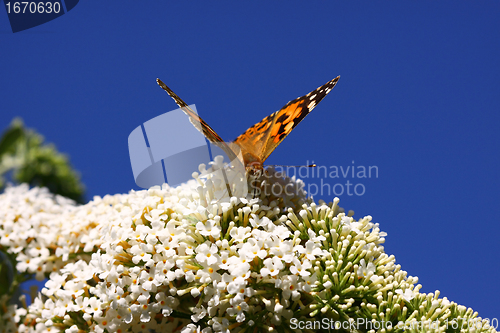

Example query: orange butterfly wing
[233,76,340,166]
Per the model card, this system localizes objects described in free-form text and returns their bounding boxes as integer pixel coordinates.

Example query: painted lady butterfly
[156,76,339,173]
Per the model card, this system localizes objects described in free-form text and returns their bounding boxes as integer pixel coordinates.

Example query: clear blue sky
[1,1,499,320]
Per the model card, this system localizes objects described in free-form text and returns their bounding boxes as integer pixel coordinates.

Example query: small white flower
[191,305,207,323]
[300,273,318,292]
[229,226,251,243]
[227,276,246,295]
[197,264,222,284]
[239,238,267,260]
[396,288,415,302]
[357,259,378,281]
[307,229,326,243]
[227,298,249,323]
[289,258,312,277]
[129,243,153,265]
[249,214,271,228]
[280,275,301,300]
[260,256,284,277]
[196,220,221,238]
[296,240,324,260]
[195,242,220,266]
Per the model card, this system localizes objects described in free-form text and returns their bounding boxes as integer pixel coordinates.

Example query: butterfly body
[156,76,339,173]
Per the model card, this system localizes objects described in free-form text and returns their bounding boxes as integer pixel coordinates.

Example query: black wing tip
[156,78,174,95]
[322,75,340,92]
[313,75,340,94]
[329,75,340,85]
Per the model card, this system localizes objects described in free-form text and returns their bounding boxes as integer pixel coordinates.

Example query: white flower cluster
[0,184,115,280]
[1,160,497,333]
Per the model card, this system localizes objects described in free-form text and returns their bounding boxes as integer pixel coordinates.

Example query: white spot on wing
[307,101,316,109]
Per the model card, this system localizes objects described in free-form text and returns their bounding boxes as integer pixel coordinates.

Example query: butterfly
[156,76,339,174]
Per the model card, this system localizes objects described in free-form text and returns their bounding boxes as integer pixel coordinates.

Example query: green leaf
[0,118,25,159]
[15,144,86,203]
[0,251,14,296]
[0,118,86,203]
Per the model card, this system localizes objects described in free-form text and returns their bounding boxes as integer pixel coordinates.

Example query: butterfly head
[246,161,264,176]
